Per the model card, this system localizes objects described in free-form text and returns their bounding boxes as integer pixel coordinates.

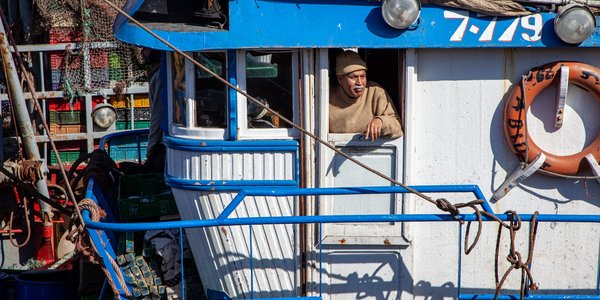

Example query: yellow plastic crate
[110,94,150,108]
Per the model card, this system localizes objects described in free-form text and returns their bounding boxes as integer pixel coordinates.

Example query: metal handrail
[82,179,600,299]
[84,184,599,232]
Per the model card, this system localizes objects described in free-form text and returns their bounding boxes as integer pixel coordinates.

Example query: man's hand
[364,117,383,141]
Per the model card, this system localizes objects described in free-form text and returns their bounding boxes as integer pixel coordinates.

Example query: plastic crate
[89,50,108,68]
[109,135,149,148]
[108,147,146,162]
[134,107,151,120]
[49,27,82,44]
[2,100,10,118]
[116,108,150,122]
[50,69,83,90]
[50,51,107,70]
[117,173,177,221]
[109,94,150,108]
[134,121,151,129]
[115,120,151,130]
[48,97,105,111]
[49,150,85,165]
[49,110,84,125]
[50,52,81,70]
[90,67,109,89]
[49,124,84,135]
[51,69,63,90]
[116,109,128,121]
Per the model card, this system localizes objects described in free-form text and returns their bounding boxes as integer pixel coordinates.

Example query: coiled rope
[67,198,132,298]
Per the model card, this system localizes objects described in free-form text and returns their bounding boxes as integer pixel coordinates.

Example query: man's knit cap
[335,50,367,75]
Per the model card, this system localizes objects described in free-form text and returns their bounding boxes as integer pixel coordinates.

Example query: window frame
[168,51,229,140]
[236,49,300,140]
[317,48,408,246]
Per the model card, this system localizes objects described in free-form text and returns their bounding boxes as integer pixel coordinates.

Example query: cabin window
[328,48,403,138]
[237,50,299,138]
[194,52,228,128]
[318,48,406,244]
[171,53,186,126]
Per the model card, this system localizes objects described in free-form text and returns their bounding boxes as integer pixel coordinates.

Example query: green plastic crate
[48,110,84,125]
[118,173,177,221]
[116,120,150,130]
[49,150,84,165]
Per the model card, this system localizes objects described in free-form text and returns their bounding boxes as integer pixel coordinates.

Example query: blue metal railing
[82,178,600,300]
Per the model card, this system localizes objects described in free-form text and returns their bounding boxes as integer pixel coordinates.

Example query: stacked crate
[49,27,82,44]
[46,96,104,135]
[107,135,149,162]
[48,27,109,90]
[49,50,109,91]
[48,27,79,91]
[47,141,86,166]
[110,94,152,130]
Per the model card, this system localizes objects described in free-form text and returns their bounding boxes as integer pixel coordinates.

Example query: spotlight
[91,103,117,129]
[554,4,596,44]
[381,0,421,30]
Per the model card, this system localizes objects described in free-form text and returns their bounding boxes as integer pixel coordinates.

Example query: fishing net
[34,0,146,95]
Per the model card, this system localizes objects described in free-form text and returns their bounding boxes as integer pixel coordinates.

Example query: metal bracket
[492,153,547,201]
[555,65,569,129]
[584,154,600,184]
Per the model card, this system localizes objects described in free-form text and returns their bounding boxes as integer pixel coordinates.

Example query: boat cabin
[106,0,600,299]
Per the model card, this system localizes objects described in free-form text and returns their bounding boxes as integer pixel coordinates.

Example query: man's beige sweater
[329,82,403,138]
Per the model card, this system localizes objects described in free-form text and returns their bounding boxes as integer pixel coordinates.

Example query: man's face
[337,69,367,99]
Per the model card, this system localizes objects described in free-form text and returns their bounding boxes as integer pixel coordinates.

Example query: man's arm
[371,86,403,139]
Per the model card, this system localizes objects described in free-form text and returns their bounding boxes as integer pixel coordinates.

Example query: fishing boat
[82,0,600,299]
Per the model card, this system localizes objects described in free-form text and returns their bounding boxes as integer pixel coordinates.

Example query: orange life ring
[504,61,600,176]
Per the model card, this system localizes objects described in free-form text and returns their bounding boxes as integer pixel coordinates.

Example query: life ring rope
[504,61,600,176]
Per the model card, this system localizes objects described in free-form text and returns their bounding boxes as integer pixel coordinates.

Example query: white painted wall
[408,48,600,298]
[168,148,300,298]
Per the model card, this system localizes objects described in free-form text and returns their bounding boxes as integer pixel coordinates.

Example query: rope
[68,150,122,199]
[492,211,539,300]
[92,2,546,298]
[66,198,133,298]
[0,6,84,228]
[8,187,31,248]
[66,198,106,264]
[97,0,475,218]
[0,166,74,215]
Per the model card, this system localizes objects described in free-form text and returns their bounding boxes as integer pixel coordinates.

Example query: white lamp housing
[382,0,421,30]
[554,4,596,44]
[91,103,117,129]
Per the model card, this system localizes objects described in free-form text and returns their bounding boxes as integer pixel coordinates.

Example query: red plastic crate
[90,50,108,68]
[47,97,105,111]
[49,27,82,44]
[50,52,81,70]
[50,51,107,70]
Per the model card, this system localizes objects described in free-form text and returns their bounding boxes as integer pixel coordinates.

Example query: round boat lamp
[382,0,420,30]
[92,103,117,129]
[554,4,596,44]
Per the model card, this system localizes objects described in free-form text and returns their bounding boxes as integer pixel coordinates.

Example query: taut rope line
[98,0,475,213]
